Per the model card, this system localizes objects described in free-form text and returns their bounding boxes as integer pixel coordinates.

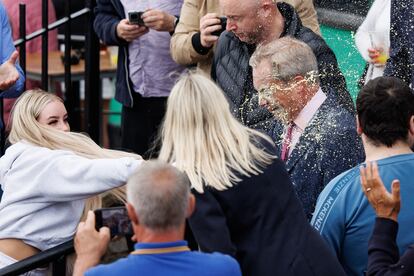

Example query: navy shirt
[85,240,241,276]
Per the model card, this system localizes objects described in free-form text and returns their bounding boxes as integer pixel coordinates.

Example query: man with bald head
[212,0,353,135]
[170,0,320,75]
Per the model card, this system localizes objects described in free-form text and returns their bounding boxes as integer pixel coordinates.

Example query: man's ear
[126,202,139,226]
[186,194,196,218]
[408,115,414,135]
[259,0,274,17]
[356,115,363,135]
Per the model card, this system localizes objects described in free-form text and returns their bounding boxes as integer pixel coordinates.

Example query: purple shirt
[121,0,185,97]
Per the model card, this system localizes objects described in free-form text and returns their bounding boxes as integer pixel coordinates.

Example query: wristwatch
[170,16,180,35]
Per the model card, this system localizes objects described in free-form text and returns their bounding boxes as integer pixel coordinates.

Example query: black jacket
[384,0,414,88]
[367,218,414,276]
[189,137,346,276]
[271,91,364,219]
[212,2,354,133]
[94,0,135,107]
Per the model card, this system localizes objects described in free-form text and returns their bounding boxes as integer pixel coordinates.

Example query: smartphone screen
[128,11,145,26]
[95,207,133,237]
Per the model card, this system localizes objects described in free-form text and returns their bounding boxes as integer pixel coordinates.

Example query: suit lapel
[285,98,333,172]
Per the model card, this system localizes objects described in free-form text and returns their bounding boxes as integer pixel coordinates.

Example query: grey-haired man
[73,160,241,276]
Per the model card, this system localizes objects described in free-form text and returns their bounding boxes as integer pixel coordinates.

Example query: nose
[226,19,236,32]
[58,121,70,132]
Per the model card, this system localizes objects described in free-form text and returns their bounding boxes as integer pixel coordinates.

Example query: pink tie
[281,123,294,161]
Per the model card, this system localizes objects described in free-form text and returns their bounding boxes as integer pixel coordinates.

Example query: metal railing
[0,240,74,276]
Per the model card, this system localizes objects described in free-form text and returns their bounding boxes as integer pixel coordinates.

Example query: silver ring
[366,187,372,192]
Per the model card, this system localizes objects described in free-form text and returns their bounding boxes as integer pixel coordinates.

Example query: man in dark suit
[251,37,365,219]
[384,0,414,88]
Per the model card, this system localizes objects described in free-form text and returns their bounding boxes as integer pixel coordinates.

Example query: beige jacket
[170,0,321,75]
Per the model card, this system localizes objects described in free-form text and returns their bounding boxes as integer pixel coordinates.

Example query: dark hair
[356,76,414,147]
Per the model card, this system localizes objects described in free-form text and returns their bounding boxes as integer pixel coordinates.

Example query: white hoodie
[0,141,142,251]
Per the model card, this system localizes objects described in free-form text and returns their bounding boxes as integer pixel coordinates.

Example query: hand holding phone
[211,17,227,37]
[128,11,145,26]
[116,19,148,42]
[75,211,110,270]
[95,207,133,238]
[140,9,177,32]
[200,13,227,48]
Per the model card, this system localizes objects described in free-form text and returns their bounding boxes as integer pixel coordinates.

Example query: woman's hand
[360,161,401,222]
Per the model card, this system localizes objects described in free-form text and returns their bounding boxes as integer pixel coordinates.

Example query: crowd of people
[0,0,414,275]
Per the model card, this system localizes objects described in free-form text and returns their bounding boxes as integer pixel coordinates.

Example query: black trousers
[121,92,167,158]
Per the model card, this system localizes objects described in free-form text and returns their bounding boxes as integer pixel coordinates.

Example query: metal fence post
[41,0,49,90]
[84,0,101,144]
[19,4,27,88]
[62,0,81,131]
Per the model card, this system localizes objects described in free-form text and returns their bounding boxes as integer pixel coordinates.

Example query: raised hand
[0,51,20,90]
[360,161,401,222]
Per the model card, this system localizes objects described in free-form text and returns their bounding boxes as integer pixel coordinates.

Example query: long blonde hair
[158,73,275,193]
[8,89,141,215]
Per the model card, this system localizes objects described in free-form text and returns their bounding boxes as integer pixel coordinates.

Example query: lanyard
[130,245,190,255]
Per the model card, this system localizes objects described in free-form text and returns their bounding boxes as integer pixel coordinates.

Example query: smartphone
[95,206,133,237]
[128,11,145,26]
[211,17,227,37]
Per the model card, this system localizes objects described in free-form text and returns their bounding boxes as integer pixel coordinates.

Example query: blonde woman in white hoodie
[0,90,143,274]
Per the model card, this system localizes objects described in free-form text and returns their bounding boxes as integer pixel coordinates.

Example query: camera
[128,11,145,26]
[211,17,227,37]
[95,207,133,237]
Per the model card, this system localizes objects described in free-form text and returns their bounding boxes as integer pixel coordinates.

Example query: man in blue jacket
[251,37,364,219]
[94,0,185,157]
